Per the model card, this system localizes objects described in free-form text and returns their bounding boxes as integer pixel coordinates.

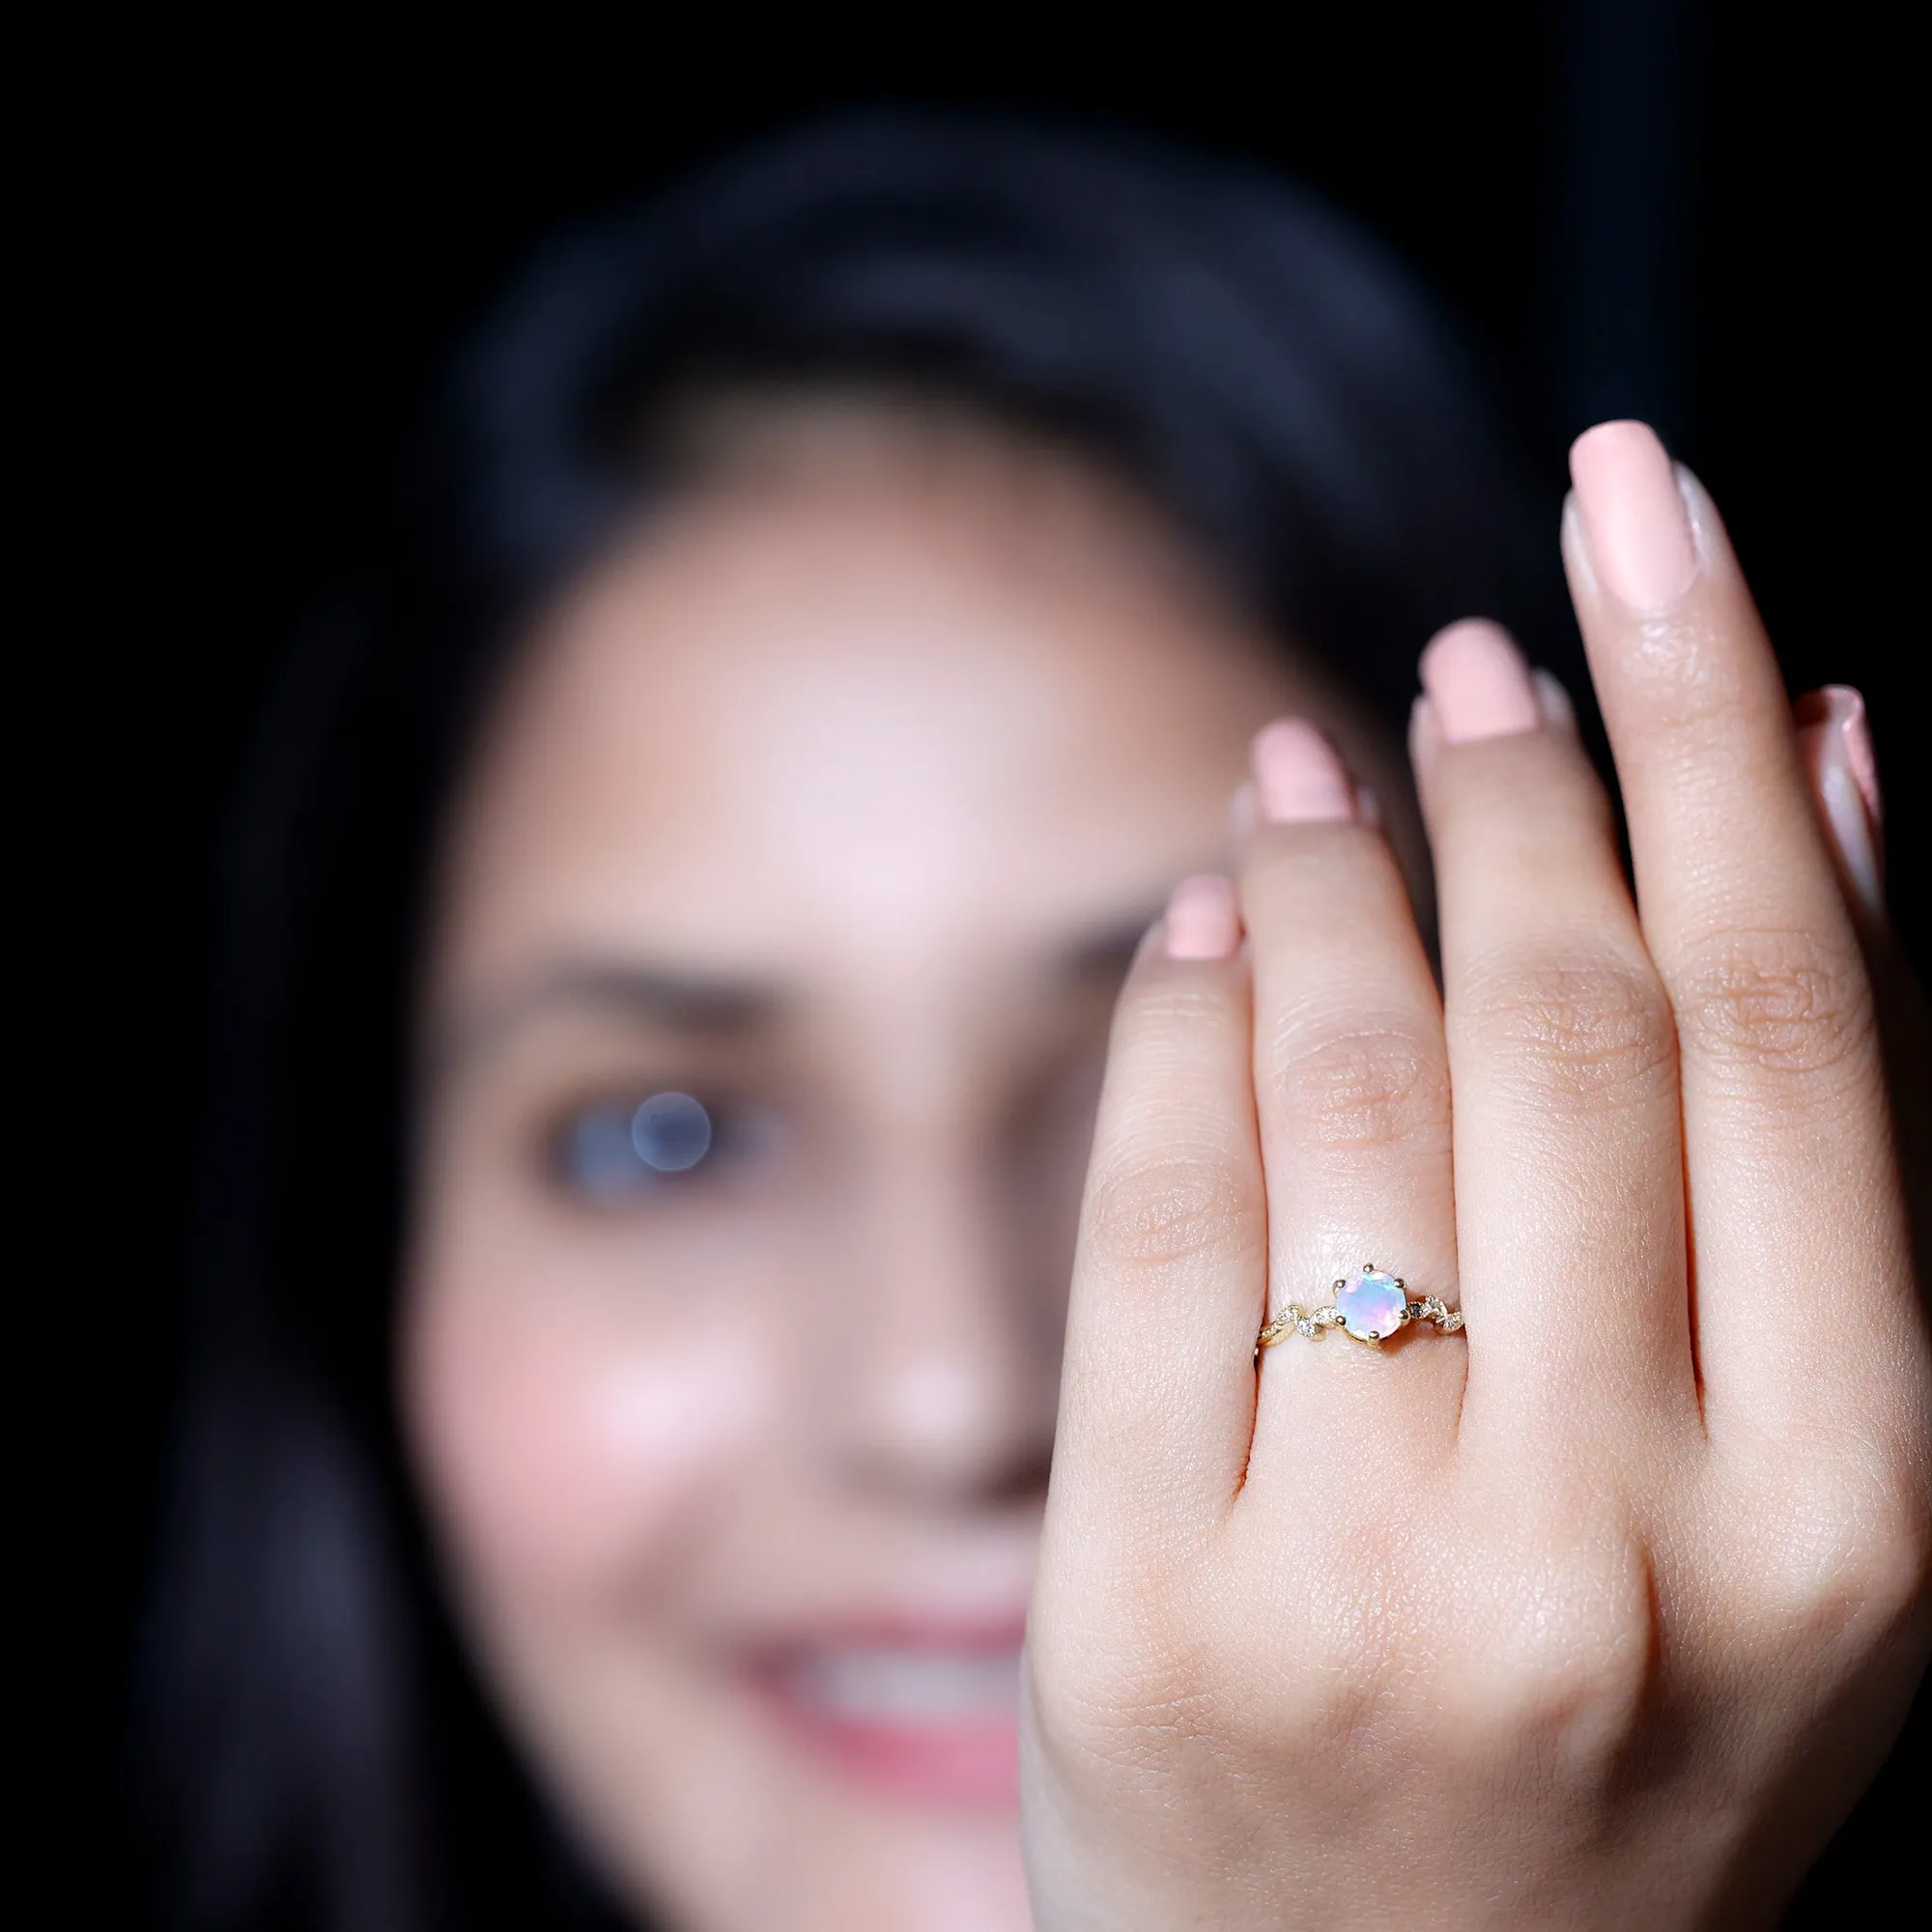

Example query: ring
[1256,1264,1463,1354]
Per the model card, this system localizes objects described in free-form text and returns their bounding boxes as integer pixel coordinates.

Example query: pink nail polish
[1795,687,1885,921]
[1418,619,1541,743]
[1828,685,1881,827]
[1250,718,1354,824]
[1568,421,1699,611]
[1798,731,1884,923]
[1795,687,1883,827]
[1164,873,1241,960]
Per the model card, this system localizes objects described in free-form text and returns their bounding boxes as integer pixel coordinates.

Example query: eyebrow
[434,960,785,1076]
[436,905,1161,1076]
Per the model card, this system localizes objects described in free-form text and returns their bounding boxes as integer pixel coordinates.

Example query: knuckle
[1025,1610,1228,1789]
[1865,1492,1932,1631]
[1435,1501,1661,1769]
[1461,952,1675,1104]
[1083,1153,1257,1277]
[1267,1018,1448,1154]
[1743,1465,1932,1646]
[1670,924,1874,1084]
[1445,1623,1654,1774]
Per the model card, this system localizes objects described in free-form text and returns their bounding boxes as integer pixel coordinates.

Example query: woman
[133,115,1929,1928]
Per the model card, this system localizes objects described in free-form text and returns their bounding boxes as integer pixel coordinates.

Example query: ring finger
[1237,718,1463,1489]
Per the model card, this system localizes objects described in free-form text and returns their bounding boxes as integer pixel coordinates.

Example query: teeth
[789,1648,1021,1723]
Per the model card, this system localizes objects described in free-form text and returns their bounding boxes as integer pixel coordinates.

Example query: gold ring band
[1256,1264,1463,1356]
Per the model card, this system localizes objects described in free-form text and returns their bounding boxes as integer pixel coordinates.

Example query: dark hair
[131,111,1570,1930]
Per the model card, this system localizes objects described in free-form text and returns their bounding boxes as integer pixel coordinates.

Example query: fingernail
[1832,686,1880,827]
[1796,687,1883,825]
[1418,619,1541,743]
[1164,873,1241,960]
[1568,421,1698,611]
[1250,717,1354,823]
[1531,668,1577,732]
[1796,687,1885,919]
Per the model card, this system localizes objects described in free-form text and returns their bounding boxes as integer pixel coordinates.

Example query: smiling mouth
[752,1637,1024,1807]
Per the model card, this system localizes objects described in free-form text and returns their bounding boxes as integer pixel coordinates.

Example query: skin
[405,407,1353,1930]
[1026,435,1932,1927]
[405,405,1931,1929]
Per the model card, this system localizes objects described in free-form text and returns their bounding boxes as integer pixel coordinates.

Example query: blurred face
[403,407,1398,1930]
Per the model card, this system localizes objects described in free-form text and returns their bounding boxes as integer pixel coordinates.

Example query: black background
[54,1,1919,1905]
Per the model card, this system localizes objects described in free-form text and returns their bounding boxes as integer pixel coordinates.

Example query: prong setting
[1257,1266,1464,1352]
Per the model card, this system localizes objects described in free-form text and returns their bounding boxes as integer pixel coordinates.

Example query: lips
[751,1629,1024,1806]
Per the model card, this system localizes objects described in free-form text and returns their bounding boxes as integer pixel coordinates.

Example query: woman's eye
[553,1091,751,1204]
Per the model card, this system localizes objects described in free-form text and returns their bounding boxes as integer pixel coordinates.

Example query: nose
[812,1138,1061,1507]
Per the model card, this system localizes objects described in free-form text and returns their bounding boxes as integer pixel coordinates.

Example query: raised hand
[1021,423,1931,1929]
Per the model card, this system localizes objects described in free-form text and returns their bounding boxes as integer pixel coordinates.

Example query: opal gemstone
[1335,1267,1407,1341]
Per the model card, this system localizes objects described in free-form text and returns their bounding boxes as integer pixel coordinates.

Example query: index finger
[1563,424,1907,1431]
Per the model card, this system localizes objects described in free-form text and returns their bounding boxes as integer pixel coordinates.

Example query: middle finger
[1413,619,1701,1455]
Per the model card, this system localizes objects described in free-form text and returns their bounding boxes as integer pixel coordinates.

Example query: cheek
[403,1272,772,1611]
